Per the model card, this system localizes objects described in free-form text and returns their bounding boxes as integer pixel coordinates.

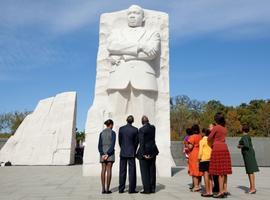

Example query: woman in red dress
[188,124,203,192]
[208,113,232,198]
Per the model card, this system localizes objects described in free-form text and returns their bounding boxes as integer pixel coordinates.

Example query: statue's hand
[139,44,157,57]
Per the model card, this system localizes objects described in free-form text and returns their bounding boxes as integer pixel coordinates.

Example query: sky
[1,0,270,130]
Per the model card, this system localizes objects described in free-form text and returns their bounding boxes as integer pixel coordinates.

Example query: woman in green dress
[237,125,259,194]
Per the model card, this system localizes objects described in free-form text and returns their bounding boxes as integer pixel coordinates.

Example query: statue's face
[127,7,144,27]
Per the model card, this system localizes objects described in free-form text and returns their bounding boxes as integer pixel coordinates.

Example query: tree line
[0,111,31,137]
[1,95,270,140]
[171,95,270,140]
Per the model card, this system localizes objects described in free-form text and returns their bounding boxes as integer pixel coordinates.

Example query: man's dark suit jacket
[118,124,139,157]
[136,123,159,160]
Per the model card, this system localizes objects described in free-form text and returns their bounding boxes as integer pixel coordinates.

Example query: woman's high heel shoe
[248,190,256,194]
[213,193,226,198]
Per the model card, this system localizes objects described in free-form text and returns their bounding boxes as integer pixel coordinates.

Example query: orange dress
[188,134,203,176]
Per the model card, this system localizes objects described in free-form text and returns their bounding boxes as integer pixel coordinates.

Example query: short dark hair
[202,128,207,134]
[186,128,193,136]
[126,115,134,124]
[141,115,149,125]
[214,112,226,126]
[104,119,114,127]
[191,124,200,134]
[242,124,250,133]
[202,128,211,136]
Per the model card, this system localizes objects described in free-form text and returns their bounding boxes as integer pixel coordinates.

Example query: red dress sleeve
[208,127,216,143]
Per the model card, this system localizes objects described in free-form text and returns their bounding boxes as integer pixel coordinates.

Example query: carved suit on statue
[106,5,160,125]
[83,5,173,178]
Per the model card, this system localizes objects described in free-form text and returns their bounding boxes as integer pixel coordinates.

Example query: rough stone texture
[171,138,270,167]
[83,6,174,177]
[0,92,77,165]
[0,166,269,200]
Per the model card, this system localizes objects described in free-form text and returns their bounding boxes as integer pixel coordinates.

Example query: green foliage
[1,98,270,140]
[257,101,270,136]
[0,111,31,135]
[0,133,13,138]
[170,96,270,140]
[226,109,241,136]
[170,95,205,140]
[76,130,85,143]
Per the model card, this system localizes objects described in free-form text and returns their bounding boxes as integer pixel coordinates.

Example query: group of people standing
[98,115,159,194]
[184,112,259,198]
[97,112,259,197]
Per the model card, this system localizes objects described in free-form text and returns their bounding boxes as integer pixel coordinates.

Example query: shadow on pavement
[237,185,249,193]
[172,167,185,176]
[110,183,165,193]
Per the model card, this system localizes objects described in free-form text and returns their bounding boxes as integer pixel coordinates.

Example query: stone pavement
[0,165,269,200]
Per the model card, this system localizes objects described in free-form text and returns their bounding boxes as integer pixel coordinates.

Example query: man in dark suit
[137,116,159,194]
[118,115,139,193]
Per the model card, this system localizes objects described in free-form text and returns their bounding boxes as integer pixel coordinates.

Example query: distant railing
[171,137,270,167]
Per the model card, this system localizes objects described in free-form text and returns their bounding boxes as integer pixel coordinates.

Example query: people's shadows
[171,167,185,176]
[156,183,166,192]
[238,185,249,193]
[135,183,165,193]
[111,184,165,193]
[237,185,249,193]
[110,186,119,193]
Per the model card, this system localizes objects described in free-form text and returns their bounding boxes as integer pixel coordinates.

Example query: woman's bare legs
[209,174,213,194]
[218,175,225,194]
[203,172,213,194]
[192,176,201,191]
[248,173,256,192]
[224,175,228,193]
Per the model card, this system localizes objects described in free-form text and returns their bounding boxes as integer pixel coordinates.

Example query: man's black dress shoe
[119,190,124,193]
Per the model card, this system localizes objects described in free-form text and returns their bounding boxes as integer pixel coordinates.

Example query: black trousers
[212,175,219,193]
[119,157,137,192]
[139,157,156,192]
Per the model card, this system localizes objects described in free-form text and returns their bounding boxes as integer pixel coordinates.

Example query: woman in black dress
[98,119,116,194]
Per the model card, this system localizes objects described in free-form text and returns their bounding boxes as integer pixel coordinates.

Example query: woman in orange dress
[188,124,203,192]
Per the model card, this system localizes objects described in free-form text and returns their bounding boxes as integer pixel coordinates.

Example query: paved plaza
[0,165,269,200]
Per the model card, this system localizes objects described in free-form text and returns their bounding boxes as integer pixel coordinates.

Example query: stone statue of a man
[106,5,160,124]
[83,5,173,177]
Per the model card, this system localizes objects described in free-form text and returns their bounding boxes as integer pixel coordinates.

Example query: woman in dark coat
[238,125,259,194]
[98,119,116,194]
